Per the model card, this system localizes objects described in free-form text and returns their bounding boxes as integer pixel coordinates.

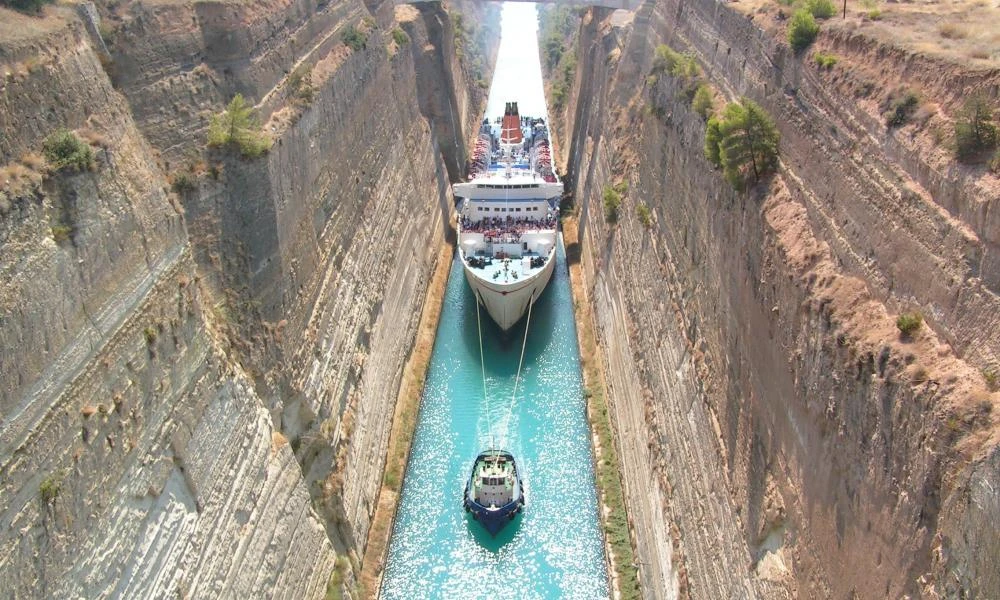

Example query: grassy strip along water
[564,215,641,600]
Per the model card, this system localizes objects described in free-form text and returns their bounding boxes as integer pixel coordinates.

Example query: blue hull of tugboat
[464,498,522,536]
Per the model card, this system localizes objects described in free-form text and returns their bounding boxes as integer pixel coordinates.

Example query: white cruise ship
[454,101,563,331]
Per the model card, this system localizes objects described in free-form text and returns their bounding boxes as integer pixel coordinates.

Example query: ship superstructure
[454,102,563,331]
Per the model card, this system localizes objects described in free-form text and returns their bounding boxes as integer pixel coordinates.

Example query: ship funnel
[500,100,523,145]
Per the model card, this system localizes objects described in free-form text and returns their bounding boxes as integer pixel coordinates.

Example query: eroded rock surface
[0,0,497,597]
[555,1,999,598]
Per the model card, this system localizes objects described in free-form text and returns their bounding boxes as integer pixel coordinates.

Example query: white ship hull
[462,248,556,331]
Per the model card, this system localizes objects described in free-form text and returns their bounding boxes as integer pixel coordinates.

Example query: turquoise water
[380,242,609,599]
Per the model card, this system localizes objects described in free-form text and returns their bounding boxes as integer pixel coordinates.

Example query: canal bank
[360,241,456,596]
[563,215,641,599]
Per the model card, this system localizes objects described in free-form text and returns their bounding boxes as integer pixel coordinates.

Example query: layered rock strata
[0,10,336,598]
[0,0,498,596]
[557,2,999,598]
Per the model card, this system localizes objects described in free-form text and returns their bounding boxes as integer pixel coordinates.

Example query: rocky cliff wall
[560,2,998,598]
[0,8,336,598]
[0,0,498,596]
[160,0,498,562]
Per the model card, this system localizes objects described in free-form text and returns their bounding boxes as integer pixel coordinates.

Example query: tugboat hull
[465,499,523,536]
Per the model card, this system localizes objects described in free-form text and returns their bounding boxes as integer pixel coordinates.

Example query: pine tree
[717,99,780,190]
[207,94,272,159]
[704,117,723,167]
[955,95,998,162]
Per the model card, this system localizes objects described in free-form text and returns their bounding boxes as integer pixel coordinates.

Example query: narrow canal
[379,5,610,598]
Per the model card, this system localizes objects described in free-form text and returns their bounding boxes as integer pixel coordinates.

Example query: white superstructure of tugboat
[454,101,562,331]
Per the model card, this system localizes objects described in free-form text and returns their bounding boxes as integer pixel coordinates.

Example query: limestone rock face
[558,1,999,598]
[0,9,336,599]
[0,0,497,596]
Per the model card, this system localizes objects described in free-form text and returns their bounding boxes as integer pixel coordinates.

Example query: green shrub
[788,10,819,53]
[2,0,54,14]
[813,51,838,69]
[883,89,920,128]
[539,6,577,70]
[636,203,652,228]
[551,80,568,111]
[391,27,409,46]
[144,326,158,345]
[990,148,1000,174]
[896,312,923,335]
[39,473,61,504]
[692,83,715,120]
[42,130,95,172]
[954,95,998,162]
[651,44,682,75]
[651,44,701,98]
[342,25,367,52]
[206,95,272,159]
[51,224,73,243]
[172,172,196,194]
[288,64,315,105]
[867,9,882,20]
[603,185,622,224]
[806,0,836,19]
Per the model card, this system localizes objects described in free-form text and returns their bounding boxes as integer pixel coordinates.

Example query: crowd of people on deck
[460,215,557,240]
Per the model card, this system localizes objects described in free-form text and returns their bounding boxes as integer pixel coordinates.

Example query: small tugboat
[463,449,525,535]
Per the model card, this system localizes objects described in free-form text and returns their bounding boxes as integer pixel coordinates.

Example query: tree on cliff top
[955,95,999,162]
[207,95,272,159]
[2,0,54,15]
[788,9,819,53]
[706,98,780,190]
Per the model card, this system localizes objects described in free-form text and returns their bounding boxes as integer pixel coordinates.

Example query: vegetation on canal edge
[564,217,641,600]
[539,6,580,112]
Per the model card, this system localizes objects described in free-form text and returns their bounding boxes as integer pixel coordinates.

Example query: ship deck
[464,252,548,285]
